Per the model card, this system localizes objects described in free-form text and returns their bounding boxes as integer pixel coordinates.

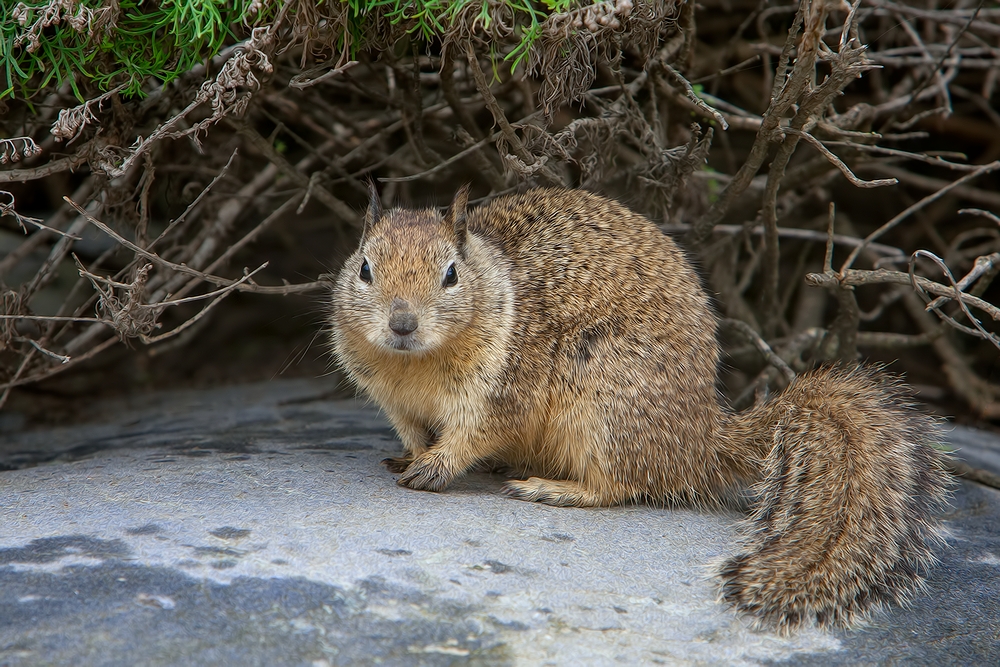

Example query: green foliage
[1,0,262,100]
[1,0,583,102]
[341,0,577,71]
[703,165,720,203]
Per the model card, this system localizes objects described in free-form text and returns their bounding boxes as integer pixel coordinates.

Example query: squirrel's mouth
[385,333,422,352]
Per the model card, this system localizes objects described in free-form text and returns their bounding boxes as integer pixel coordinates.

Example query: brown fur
[328,187,951,631]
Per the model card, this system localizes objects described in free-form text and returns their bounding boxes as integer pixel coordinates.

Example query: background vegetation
[2,0,1000,433]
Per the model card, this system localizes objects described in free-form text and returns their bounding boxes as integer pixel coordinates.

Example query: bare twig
[867,1,1000,37]
[784,129,897,188]
[822,141,980,171]
[862,163,1000,209]
[691,55,762,85]
[925,252,1000,312]
[686,0,811,247]
[288,60,359,89]
[233,123,356,224]
[661,222,904,257]
[464,42,559,184]
[140,265,270,344]
[856,331,942,348]
[909,250,1000,351]
[24,339,70,364]
[721,318,797,383]
[63,197,323,295]
[660,63,728,130]
[806,268,1000,320]
[960,208,1000,227]
[946,458,1000,491]
[147,149,239,251]
[379,111,545,183]
[841,161,1000,272]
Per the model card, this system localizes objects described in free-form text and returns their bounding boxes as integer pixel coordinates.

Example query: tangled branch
[1,0,999,423]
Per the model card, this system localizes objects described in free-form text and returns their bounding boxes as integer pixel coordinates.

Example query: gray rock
[1,379,998,666]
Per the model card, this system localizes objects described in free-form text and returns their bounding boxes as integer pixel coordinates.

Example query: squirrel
[328,185,951,632]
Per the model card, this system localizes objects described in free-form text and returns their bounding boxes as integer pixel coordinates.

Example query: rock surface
[1,379,998,666]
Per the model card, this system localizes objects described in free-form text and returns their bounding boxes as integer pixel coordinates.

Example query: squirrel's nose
[388,300,418,335]
[389,312,418,335]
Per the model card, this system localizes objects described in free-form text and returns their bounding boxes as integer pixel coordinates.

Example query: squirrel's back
[466,189,711,328]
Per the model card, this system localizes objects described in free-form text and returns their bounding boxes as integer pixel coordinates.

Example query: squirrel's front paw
[397,451,454,492]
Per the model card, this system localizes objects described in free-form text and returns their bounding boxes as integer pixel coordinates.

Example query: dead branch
[784,129,897,188]
[806,268,1000,322]
[3,0,1000,418]
[721,318,797,383]
[0,154,88,183]
[841,161,1000,272]
[909,250,1000,351]
[63,197,322,295]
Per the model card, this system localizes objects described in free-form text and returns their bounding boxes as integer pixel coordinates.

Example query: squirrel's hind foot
[501,477,607,507]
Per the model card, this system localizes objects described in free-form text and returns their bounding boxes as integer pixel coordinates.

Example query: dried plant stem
[900,289,1000,418]
[0,154,88,183]
[946,458,1000,491]
[910,250,1000,350]
[380,110,544,184]
[855,331,943,348]
[139,265,269,344]
[686,0,808,247]
[147,150,239,251]
[661,222,904,257]
[63,197,322,296]
[465,43,532,165]
[823,141,981,171]
[0,176,96,277]
[440,47,483,141]
[0,348,35,410]
[862,163,1000,209]
[463,43,560,184]
[785,130,897,188]
[659,63,728,129]
[233,123,356,224]
[926,252,1000,311]
[841,160,1000,272]
[20,209,92,300]
[172,194,306,302]
[731,328,826,411]
[868,1,1000,38]
[378,131,499,183]
[0,336,118,402]
[721,318,797,382]
[807,269,1000,319]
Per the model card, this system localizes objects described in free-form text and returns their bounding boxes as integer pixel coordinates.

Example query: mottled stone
[0,379,998,665]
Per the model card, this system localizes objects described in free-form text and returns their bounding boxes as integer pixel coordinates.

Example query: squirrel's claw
[396,451,454,492]
[381,456,412,474]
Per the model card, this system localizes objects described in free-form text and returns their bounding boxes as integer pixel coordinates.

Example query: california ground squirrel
[329,186,951,632]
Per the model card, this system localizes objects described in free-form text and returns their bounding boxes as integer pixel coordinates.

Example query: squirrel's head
[332,184,480,355]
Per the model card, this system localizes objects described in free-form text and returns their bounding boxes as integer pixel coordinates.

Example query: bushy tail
[719,365,952,632]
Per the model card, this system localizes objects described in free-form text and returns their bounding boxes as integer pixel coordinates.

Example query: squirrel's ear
[362,179,382,241]
[445,184,470,254]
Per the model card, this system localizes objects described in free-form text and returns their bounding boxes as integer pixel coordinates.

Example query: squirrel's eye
[359,259,372,283]
[443,263,458,287]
